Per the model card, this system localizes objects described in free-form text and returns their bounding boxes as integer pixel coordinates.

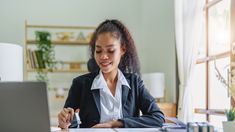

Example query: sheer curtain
[174,0,204,122]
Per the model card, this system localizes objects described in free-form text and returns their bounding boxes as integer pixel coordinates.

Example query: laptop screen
[0,82,50,132]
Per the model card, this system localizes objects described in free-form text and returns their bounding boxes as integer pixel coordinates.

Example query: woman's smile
[99,61,113,69]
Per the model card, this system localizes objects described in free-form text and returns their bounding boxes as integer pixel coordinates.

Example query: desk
[53,128,162,132]
[52,128,188,132]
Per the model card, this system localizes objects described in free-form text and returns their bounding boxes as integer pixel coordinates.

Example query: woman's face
[95,32,125,74]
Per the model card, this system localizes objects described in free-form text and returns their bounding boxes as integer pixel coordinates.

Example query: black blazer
[64,71,165,128]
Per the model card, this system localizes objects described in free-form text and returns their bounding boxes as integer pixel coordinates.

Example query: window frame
[194,0,235,121]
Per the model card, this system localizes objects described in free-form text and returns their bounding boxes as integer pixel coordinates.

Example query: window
[192,0,234,127]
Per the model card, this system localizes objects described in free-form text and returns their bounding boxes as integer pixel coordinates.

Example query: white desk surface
[52,128,163,132]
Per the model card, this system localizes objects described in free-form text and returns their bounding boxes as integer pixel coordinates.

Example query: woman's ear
[121,45,126,56]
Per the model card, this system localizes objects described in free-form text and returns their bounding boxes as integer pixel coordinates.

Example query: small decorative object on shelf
[77,32,86,42]
[56,32,74,41]
[56,87,65,99]
[70,62,81,70]
[86,32,93,42]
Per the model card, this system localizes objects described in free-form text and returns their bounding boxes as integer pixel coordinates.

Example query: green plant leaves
[35,31,56,82]
[226,107,235,121]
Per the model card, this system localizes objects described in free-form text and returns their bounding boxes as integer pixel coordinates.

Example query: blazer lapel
[122,73,131,105]
[91,89,101,116]
[121,85,130,107]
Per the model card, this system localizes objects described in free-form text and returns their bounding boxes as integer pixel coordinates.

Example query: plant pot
[223,121,235,132]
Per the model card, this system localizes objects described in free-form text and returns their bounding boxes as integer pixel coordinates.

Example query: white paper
[54,128,162,132]
[50,126,61,132]
[114,128,161,132]
[68,128,115,132]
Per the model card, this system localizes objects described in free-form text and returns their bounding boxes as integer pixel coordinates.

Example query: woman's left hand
[92,120,123,128]
[92,122,112,128]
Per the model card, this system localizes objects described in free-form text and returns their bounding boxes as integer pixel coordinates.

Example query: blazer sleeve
[63,78,82,128]
[119,75,165,128]
[64,78,80,110]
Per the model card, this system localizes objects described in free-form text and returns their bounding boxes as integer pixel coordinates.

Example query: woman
[58,19,165,128]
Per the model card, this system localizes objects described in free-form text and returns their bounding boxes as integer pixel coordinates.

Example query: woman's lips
[100,62,112,67]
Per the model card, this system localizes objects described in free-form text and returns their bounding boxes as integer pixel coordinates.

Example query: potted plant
[35,31,56,83]
[214,61,235,132]
[223,107,235,132]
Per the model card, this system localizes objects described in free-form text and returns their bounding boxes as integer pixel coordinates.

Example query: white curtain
[175,0,204,122]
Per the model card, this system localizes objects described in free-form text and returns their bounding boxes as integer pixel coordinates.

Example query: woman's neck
[103,69,118,96]
[102,69,118,84]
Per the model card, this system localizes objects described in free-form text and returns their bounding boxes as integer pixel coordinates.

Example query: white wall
[0,0,142,46]
[141,0,176,102]
[0,0,176,102]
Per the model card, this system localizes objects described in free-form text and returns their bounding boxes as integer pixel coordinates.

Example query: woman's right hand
[58,107,74,129]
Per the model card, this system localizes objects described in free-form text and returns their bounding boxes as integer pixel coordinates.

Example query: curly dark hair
[88,19,140,75]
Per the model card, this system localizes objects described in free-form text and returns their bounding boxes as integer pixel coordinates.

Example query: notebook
[0,81,50,132]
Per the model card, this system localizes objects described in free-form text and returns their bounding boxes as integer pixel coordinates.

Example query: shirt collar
[117,69,131,89]
[91,69,131,90]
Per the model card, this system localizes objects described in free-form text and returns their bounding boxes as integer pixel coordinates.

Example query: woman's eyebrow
[96,44,116,48]
[105,44,115,48]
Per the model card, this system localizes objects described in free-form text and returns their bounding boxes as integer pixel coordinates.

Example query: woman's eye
[96,50,102,54]
[108,50,115,53]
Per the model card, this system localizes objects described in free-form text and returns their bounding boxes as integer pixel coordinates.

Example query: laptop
[0,82,50,132]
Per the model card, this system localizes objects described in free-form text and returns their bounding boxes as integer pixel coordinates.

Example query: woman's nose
[100,53,108,59]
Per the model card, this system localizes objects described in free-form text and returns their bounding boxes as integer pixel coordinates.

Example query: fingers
[92,123,112,128]
[58,121,71,129]
[67,107,74,122]
[58,113,70,129]
[58,107,74,129]
[75,108,80,113]
[92,124,99,128]
[92,124,102,128]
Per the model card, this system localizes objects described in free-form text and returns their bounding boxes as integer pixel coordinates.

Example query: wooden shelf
[27,68,88,73]
[26,24,96,29]
[27,40,89,45]
[24,21,94,90]
[61,61,87,64]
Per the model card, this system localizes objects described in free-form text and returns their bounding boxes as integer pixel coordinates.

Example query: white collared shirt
[91,69,130,123]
